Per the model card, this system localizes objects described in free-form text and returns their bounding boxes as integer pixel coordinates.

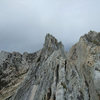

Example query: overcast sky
[0,0,100,53]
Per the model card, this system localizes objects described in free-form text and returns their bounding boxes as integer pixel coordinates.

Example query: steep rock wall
[13,32,100,100]
[0,31,100,100]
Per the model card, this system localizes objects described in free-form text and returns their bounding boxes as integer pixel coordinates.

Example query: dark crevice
[74,65,80,78]
[95,68,100,72]
[0,80,8,90]
[65,60,67,71]
[56,64,59,85]
[84,75,90,100]
[46,88,51,100]
[5,95,13,100]
[37,55,41,62]
[77,91,84,100]
[53,94,56,100]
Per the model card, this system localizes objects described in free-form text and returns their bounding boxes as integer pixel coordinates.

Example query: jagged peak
[43,33,64,50]
[44,33,58,49]
[80,30,100,45]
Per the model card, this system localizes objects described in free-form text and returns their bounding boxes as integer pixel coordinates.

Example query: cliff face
[67,31,100,100]
[0,31,100,100]
[0,51,38,100]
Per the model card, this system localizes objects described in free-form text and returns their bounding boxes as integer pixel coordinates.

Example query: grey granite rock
[0,32,100,100]
[0,51,38,100]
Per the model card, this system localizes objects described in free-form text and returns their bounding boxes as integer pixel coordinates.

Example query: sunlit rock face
[0,31,100,100]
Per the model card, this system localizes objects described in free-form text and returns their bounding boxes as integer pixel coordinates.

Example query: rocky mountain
[0,51,38,100]
[0,31,100,100]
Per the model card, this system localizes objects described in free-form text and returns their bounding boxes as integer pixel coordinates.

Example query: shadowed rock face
[0,51,38,100]
[0,32,100,100]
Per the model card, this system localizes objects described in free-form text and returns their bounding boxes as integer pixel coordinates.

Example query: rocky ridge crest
[0,31,100,100]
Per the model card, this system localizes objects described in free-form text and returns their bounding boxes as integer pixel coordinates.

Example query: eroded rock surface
[0,51,38,100]
[0,32,100,100]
